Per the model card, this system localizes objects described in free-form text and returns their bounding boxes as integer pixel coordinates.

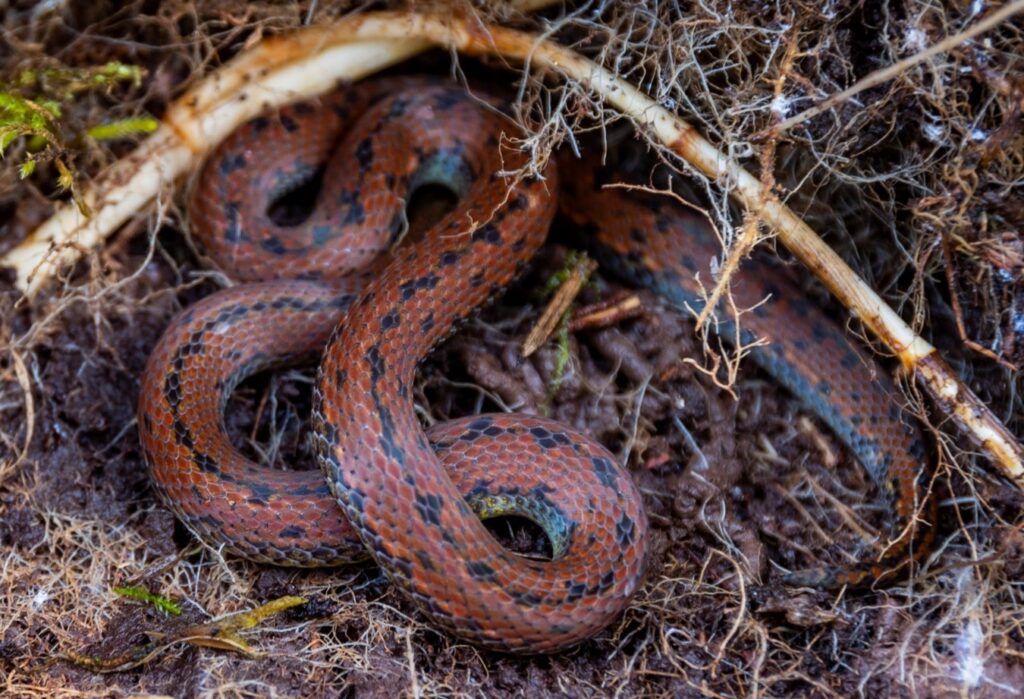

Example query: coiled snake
[138,78,932,654]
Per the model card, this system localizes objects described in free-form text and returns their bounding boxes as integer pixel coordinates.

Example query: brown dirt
[2,1,1023,697]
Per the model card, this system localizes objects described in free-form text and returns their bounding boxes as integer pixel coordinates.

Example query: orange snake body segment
[138,80,932,653]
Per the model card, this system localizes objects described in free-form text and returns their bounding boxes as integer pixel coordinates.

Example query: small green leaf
[37,99,62,119]
[25,134,48,151]
[97,62,145,88]
[87,116,158,141]
[0,129,18,154]
[113,585,182,616]
[17,68,37,88]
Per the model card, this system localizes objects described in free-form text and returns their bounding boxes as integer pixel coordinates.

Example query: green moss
[1,61,149,214]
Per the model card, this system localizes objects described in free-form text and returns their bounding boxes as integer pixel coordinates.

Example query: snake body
[559,169,935,588]
[138,79,932,653]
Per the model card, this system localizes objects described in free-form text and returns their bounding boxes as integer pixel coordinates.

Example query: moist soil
[2,2,1023,697]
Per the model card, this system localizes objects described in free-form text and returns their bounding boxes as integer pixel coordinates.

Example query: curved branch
[4,9,1021,487]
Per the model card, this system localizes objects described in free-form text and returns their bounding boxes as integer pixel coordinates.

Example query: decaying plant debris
[1,1,1022,697]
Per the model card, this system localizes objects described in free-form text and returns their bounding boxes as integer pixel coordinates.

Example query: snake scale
[138,78,933,654]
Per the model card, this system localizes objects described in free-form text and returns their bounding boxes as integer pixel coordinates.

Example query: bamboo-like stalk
[3,10,1021,486]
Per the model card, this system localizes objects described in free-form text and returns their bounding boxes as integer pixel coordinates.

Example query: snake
[138,78,933,654]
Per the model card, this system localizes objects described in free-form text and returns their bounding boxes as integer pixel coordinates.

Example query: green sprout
[113,585,182,616]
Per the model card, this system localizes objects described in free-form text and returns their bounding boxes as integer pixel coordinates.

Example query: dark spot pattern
[380,308,400,331]
[356,138,374,173]
[279,525,306,538]
[414,490,445,527]
[466,560,498,583]
[590,456,618,489]
[219,152,247,175]
[471,223,502,245]
[279,114,298,132]
[366,344,385,383]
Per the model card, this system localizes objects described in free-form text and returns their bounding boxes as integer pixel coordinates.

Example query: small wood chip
[521,255,597,357]
[569,291,643,332]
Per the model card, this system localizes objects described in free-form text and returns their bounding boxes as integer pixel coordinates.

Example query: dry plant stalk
[2,9,1021,488]
[521,255,598,357]
[569,293,643,332]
